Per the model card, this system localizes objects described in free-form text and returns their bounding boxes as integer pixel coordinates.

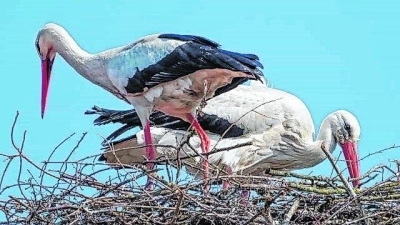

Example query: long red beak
[41,58,54,119]
[340,141,360,187]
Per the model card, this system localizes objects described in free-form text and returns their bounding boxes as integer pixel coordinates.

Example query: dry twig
[0,112,399,224]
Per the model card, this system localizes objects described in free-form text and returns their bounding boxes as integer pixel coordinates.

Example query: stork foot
[240,190,250,206]
[145,176,154,191]
[222,167,233,191]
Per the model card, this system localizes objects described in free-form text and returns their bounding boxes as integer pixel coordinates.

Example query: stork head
[36,23,59,119]
[330,110,361,187]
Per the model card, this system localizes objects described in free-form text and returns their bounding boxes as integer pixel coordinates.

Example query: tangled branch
[0,112,399,224]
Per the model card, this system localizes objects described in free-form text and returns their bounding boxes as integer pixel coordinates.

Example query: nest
[1,113,399,225]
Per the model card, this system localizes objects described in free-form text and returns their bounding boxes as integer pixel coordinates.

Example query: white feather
[201,85,314,137]
[143,86,163,102]
[101,85,361,177]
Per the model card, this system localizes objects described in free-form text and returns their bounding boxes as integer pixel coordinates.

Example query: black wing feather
[85,105,244,145]
[158,34,221,48]
[124,34,264,94]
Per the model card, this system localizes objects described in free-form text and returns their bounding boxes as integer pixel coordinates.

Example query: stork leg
[143,120,155,190]
[125,98,156,191]
[186,113,210,193]
[222,167,233,190]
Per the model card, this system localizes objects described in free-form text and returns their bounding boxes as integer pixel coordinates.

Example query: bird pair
[36,23,360,196]
[86,82,361,201]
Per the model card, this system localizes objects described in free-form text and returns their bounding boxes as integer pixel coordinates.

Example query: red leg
[240,190,250,206]
[222,167,233,190]
[144,120,155,190]
[186,113,210,193]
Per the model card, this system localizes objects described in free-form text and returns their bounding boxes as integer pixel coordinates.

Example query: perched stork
[35,23,264,190]
[86,83,361,199]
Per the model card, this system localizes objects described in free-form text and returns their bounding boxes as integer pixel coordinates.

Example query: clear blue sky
[1,0,399,217]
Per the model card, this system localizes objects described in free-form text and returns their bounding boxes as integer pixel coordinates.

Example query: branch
[1,112,399,224]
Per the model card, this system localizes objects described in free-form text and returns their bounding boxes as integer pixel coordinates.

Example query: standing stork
[86,83,361,200]
[35,23,264,190]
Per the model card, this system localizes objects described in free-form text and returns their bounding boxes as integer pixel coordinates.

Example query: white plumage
[87,82,362,198]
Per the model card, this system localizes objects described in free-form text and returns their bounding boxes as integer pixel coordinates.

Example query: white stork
[35,23,264,190]
[86,83,361,199]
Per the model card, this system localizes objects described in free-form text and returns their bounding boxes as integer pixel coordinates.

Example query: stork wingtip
[84,110,94,115]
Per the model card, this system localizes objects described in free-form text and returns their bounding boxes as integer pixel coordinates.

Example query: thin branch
[1,112,399,224]
[321,143,356,198]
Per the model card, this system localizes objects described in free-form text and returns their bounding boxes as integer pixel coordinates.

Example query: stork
[35,23,264,190]
[86,83,361,200]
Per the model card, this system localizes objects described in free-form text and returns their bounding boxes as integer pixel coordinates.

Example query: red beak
[340,141,360,187]
[41,58,54,119]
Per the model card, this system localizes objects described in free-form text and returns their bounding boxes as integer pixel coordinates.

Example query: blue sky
[1,0,400,218]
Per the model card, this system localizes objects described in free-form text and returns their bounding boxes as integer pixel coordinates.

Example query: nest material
[1,113,400,225]
[1,162,399,225]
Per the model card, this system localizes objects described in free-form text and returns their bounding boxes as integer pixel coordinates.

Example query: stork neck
[298,116,338,168]
[49,26,105,81]
[316,117,338,154]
